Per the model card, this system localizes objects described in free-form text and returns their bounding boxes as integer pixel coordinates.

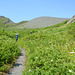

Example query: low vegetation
[0,29,21,73]
[17,21,75,75]
[0,18,75,75]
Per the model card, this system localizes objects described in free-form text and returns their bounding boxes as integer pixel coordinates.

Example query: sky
[0,0,75,23]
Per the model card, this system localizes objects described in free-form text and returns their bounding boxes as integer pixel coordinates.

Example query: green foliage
[0,20,75,74]
[68,22,75,38]
[0,29,21,72]
[0,65,9,72]
[17,21,75,75]
[0,22,5,28]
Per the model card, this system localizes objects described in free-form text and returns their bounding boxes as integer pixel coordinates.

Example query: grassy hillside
[0,16,28,29]
[0,16,14,24]
[0,16,13,29]
[17,20,75,75]
[0,16,75,75]
[21,17,68,29]
[0,29,21,74]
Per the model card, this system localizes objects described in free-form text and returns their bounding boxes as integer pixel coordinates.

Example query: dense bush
[0,29,21,72]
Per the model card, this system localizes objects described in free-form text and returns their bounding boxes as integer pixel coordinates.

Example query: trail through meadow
[6,47,26,75]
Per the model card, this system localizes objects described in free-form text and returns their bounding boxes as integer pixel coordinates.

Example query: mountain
[67,15,75,24]
[16,21,28,25]
[0,16,69,29]
[21,17,69,29]
[0,16,14,24]
[0,16,29,28]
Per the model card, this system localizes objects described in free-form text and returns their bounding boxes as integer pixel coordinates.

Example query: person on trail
[15,33,18,42]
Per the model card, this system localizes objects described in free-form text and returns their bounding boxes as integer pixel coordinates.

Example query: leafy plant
[0,29,21,72]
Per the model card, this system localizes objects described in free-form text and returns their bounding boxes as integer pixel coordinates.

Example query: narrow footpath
[6,47,26,75]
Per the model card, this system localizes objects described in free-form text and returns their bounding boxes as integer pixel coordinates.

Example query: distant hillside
[0,16,29,28]
[21,17,69,29]
[16,21,28,25]
[0,16,14,24]
[0,16,69,29]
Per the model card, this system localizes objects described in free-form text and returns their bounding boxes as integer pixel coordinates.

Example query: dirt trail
[6,47,26,75]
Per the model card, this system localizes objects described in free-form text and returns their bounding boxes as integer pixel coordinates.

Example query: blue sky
[0,0,75,23]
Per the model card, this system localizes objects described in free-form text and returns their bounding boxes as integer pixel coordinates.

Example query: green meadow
[0,20,75,75]
[18,21,75,75]
[0,29,21,73]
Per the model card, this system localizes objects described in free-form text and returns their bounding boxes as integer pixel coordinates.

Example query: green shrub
[68,22,75,38]
[17,21,75,75]
[0,29,21,72]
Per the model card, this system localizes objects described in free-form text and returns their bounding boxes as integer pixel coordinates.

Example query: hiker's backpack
[16,35,18,39]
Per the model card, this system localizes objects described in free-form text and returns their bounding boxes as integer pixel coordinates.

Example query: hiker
[15,33,18,42]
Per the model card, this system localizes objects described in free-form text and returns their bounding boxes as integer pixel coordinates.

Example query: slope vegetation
[0,16,14,28]
[0,16,14,24]
[0,29,21,74]
[17,20,75,75]
[0,16,74,75]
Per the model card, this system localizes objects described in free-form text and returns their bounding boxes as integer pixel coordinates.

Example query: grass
[0,19,75,75]
[0,29,21,73]
[17,21,75,75]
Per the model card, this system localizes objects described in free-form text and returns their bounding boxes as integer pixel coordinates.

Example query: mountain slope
[0,16,14,28]
[67,15,75,24]
[17,20,75,75]
[21,17,69,28]
[0,16,28,29]
[0,16,14,24]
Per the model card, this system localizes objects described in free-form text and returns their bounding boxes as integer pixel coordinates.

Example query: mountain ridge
[0,16,14,24]
[21,16,69,29]
[0,16,69,29]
